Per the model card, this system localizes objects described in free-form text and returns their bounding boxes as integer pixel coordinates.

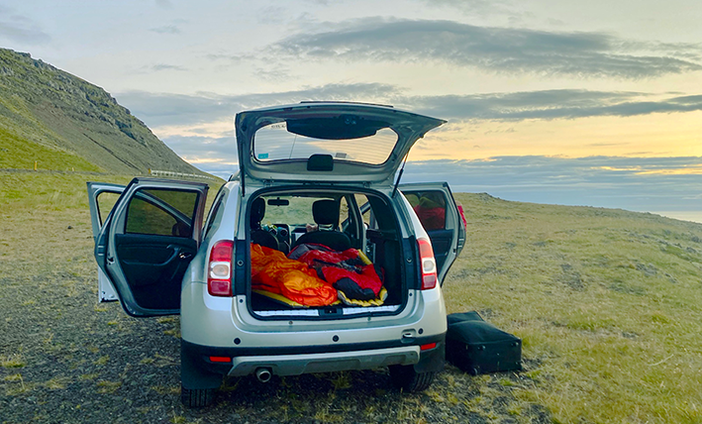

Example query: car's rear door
[87,182,125,302]
[400,182,466,285]
[92,178,208,317]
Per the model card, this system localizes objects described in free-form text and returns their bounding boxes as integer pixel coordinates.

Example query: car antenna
[392,153,409,198]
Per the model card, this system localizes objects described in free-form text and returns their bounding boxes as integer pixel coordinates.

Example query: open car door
[87,182,125,302]
[91,178,208,317]
[400,182,466,285]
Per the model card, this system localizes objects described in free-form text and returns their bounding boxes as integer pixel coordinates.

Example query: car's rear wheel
[181,384,216,408]
[389,364,435,392]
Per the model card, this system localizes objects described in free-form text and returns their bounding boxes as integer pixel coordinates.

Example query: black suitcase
[446,312,522,375]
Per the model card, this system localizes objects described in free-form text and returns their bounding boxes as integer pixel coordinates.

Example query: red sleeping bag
[250,243,337,307]
[289,243,383,301]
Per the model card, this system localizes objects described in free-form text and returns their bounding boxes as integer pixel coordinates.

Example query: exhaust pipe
[255,367,272,383]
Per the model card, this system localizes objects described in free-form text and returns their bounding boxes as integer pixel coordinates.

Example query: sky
[1,0,701,222]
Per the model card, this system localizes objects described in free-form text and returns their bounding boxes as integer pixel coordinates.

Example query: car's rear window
[253,120,398,165]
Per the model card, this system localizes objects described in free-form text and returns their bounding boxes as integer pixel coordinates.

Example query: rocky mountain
[0,48,203,175]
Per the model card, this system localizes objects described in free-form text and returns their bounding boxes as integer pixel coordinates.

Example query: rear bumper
[228,346,420,377]
[181,335,445,389]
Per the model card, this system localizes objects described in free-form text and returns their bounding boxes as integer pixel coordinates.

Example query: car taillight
[208,240,233,296]
[418,238,437,290]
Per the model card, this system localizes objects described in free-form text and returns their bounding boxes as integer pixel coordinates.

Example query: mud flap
[413,339,445,373]
[181,342,225,390]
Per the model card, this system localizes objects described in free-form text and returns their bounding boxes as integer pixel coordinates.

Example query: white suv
[87,102,465,407]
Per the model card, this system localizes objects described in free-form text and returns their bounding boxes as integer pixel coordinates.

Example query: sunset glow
[1,0,700,220]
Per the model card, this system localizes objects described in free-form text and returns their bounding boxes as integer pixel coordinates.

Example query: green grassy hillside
[0,48,203,175]
[0,126,102,172]
[446,193,702,423]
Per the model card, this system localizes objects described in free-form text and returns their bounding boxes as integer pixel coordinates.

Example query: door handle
[178,251,193,260]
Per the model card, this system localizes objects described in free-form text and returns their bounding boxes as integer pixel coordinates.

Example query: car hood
[235,102,445,186]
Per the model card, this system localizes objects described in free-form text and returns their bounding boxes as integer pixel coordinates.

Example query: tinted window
[125,189,199,237]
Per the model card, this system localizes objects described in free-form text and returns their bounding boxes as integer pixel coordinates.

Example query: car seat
[292,199,352,251]
[250,198,279,250]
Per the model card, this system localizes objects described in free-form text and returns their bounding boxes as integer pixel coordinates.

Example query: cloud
[401,156,702,214]
[149,63,187,71]
[419,0,515,18]
[402,89,702,121]
[205,53,249,62]
[163,135,237,162]
[0,7,51,45]
[155,0,173,9]
[252,66,292,82]
[150,25,181,34]
[115,82,399,127]
[118,84,702,130]
[271,19,702,79]
[161,135,239,179]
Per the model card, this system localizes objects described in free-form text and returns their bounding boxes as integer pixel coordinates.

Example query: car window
[352,195,368,225]
[405,190,447,231]
[125,188,200,237]
[263,196,317,226]
[339,196,350,226]
[356,195,376,229]
[254,120,399,165]
[96,191,121,226]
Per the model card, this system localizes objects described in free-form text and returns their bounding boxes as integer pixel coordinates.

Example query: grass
[94,355,110,366]
[1,171,700,423]
[0,171,132,214]
[3,373,28,396]
[1,354,26,368]
[446,193,702,423]
[43,376,70,390]
[0,126,103,172]
[96,380,121,394]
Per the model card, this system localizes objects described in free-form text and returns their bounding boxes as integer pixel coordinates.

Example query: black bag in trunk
[446,312,522,375]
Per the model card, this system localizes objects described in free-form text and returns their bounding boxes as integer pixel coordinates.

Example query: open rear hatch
[235,102,446,187]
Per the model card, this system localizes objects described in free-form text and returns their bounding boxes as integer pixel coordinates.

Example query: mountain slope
[0,48,202,175]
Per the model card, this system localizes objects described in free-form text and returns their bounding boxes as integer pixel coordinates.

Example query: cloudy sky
[2,0,701,222]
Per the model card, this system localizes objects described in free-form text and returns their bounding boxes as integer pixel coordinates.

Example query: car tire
[389,364,435,392]
[181,384,215,408]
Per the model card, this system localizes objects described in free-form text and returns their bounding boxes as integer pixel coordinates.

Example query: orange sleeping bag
[250,243,337,307]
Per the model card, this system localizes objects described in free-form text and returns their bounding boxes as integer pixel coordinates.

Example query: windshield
[253,120,399,165]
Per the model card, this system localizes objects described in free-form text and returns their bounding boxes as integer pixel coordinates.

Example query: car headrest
[312,199,339,227]
[250,198,266,226]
